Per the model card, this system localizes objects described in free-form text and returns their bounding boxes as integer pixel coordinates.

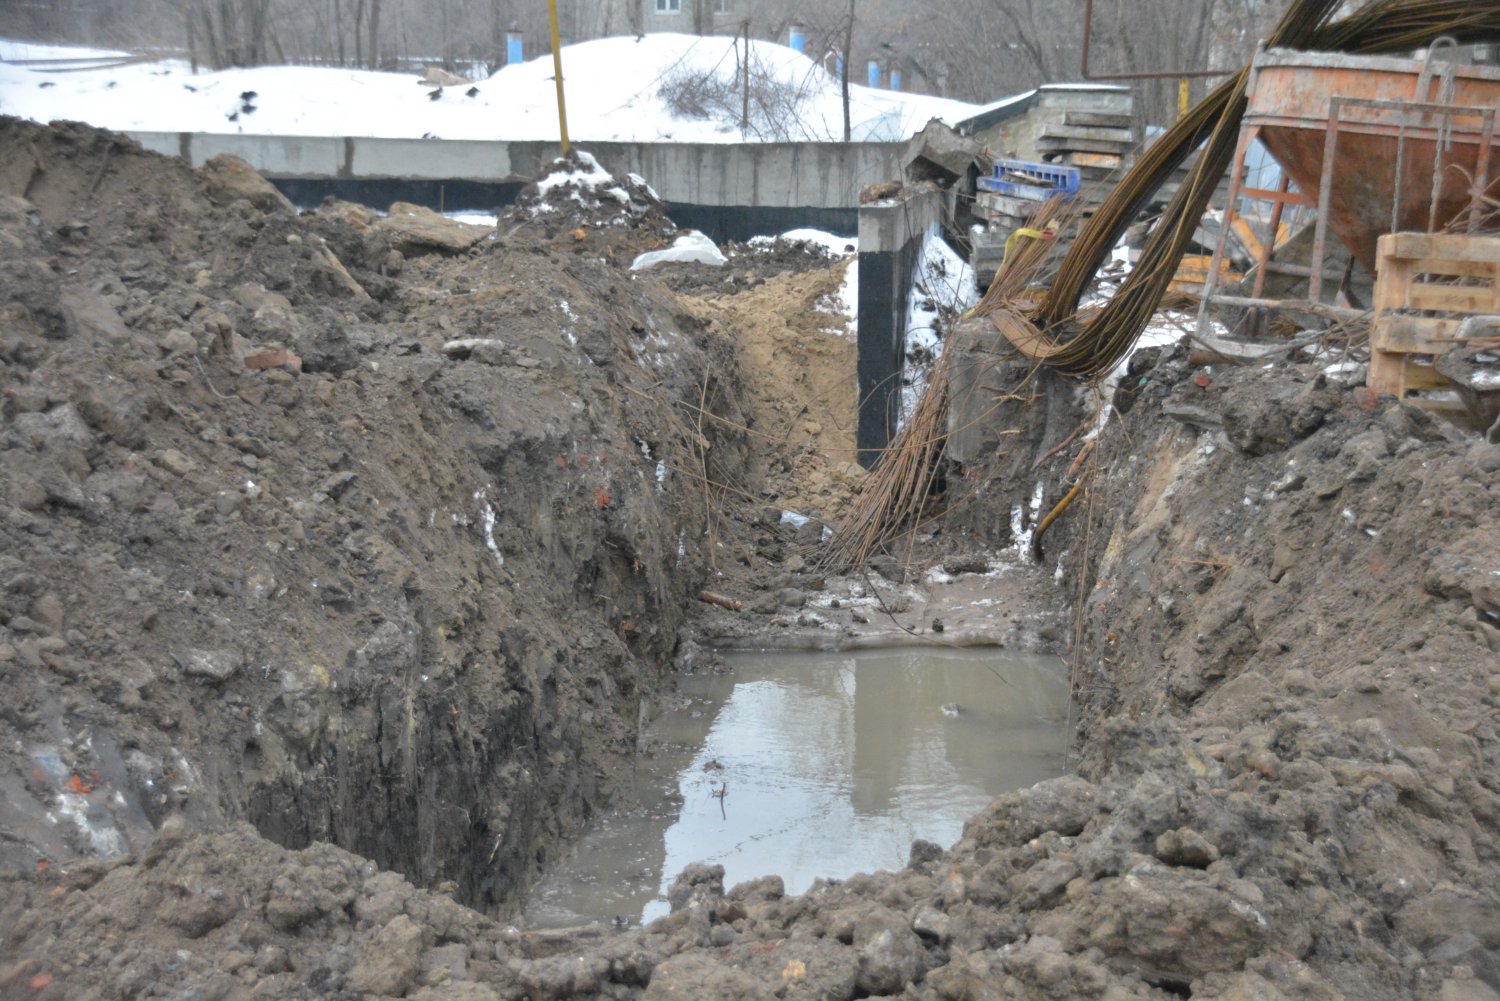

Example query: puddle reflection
[523,646,1069,928]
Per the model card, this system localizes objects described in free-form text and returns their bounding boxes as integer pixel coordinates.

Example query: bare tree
[366,0,381,66]
[0,0,1285,119]
[185,0,276,68]
[860,0,1286,128]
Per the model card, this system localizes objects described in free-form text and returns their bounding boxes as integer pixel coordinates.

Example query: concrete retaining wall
[855,186,948,468]
[125,131,903,241]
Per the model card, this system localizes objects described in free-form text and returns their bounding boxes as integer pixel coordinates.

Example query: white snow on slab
[630,230,727,271]
[444,210,498,227]
[1041,82,1131,92]
[0,34,982,143]
[961,88,1038,120]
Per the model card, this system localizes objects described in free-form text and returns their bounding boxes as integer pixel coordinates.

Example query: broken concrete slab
[902,120,984,185]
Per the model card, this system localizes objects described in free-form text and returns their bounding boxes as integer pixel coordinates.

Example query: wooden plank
[1407,396,1472,417]
[1381,231,1500,264]
[1371,314,1465,353]
[1239,186,1311,204]
[1367,350,1409,397]
[1403,259,1499,280]
[1372,257,1411,315]
[1398,361,1455,391]
[1060,151,1123,169]
[1406,285,1497,313]
[1179,261,1231,279]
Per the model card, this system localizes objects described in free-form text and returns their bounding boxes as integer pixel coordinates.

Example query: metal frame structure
[1196,94,1497,338]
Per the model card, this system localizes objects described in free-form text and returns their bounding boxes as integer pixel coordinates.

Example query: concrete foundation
[125,132,902,241]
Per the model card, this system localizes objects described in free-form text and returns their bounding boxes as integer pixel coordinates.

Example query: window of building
[655,0,681,13]
[716,0,730,12]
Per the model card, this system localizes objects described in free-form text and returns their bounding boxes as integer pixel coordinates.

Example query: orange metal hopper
[1244,47,1500,271]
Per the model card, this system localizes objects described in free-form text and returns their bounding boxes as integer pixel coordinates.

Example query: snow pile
[807,256,861,340]
[534,151,619,198]
[0,34,981,143]
[630,231,727,271]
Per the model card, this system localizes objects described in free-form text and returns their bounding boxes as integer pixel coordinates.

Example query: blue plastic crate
[976,159,1081,201]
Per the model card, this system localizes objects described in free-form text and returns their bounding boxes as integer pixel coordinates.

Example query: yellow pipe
[1003,226,1048,262]
[1177,78,1190,121]
[1033,479,1083,550]
[548,0,571,154]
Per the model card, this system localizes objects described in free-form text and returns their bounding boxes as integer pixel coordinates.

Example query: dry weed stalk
[821,199,1072,570]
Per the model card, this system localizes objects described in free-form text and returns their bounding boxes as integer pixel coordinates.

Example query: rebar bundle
[999,0,1500,381]
[822,199,1072,570]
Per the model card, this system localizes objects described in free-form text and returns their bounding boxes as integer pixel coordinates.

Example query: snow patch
[536,150,614,195]
[900,226,978,427]
[474,487,504,567]
[0,34,984,144]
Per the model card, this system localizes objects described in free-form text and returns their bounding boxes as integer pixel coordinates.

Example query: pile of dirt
[0,115,756,923]
[6,115,1498,1001]
[700,263,863,526]
[502,150,678,266]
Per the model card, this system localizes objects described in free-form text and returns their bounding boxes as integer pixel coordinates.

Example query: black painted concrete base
[269,178,855,245]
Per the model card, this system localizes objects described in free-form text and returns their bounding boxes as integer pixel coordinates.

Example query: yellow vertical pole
[1177,78,1190,121]
[548,0,570,154]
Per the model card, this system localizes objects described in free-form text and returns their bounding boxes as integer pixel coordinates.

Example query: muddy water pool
[523,645,1069,927]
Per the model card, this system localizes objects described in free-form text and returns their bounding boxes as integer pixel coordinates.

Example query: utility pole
[841,0,854,141]
[548,0,571,153]
[740,17,751,131]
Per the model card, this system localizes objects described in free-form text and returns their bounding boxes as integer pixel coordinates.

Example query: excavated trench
[5,118,1500,1001]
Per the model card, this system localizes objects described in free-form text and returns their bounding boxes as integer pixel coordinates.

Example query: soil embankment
[0,116,756,917]
[2,119,1498,1001]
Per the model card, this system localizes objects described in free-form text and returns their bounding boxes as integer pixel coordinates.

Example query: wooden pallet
[1369,232,1500,403]
[1170,255,1241,296]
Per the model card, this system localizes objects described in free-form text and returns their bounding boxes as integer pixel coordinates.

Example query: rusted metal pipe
[698,591,743,612]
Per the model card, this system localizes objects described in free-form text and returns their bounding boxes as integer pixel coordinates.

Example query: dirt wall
[0,117,750,918]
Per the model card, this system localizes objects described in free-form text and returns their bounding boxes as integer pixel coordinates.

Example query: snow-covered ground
[0,34,978,143]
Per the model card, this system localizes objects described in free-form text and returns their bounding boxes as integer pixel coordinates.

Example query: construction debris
[967,91,1136,288]
[901,119,985,185]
